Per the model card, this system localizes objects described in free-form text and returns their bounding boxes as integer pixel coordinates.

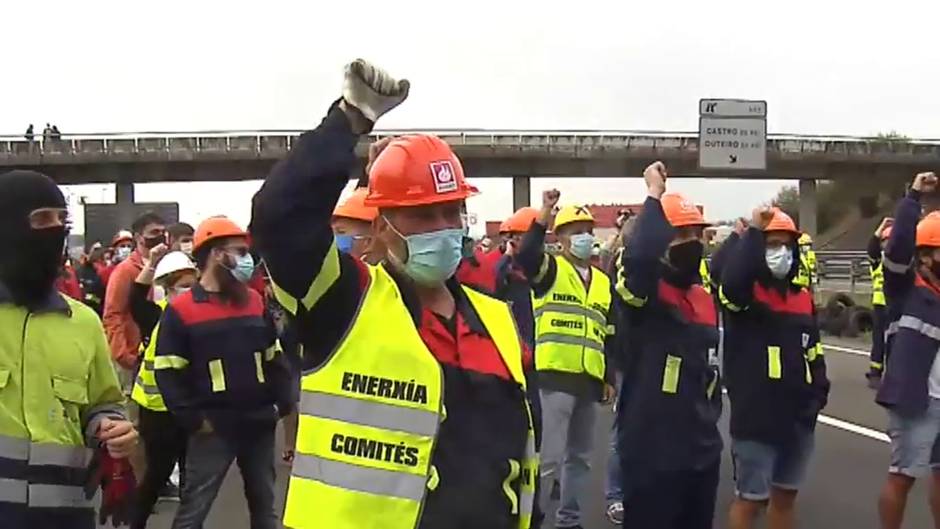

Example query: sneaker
[158,482,180,502]
[866,372,882,390]
[606,502,624,525]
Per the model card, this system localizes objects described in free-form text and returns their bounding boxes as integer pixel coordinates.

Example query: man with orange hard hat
[154,216,293,529]
[719,206,830,529]
[612,161,723,528]
[332,187,378,261]
[251,60,537,529]
[875,172,940,529]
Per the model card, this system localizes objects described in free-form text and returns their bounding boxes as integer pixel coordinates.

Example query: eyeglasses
[29,208,70,230]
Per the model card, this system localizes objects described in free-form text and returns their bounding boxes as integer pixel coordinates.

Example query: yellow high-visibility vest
[0,295,125,513]
[794,244,817,289]
[871,262,886,306]
[283,264,537,529]
[700,259,713,293]
[532,256,612,381]
[131,299,169,411]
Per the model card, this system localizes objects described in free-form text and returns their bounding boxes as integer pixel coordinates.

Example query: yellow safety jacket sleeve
[82,323,128,445]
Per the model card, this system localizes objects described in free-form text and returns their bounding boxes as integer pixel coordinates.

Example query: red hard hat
[661,193,708,227]
[764,208,800,235]
[111,230,133,247]
[193,216,247,252]
[333,188,378,223]
[503,207,539,234]
[364,135,478,208]
[916,212,940,248]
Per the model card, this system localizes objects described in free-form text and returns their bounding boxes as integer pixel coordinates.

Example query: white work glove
[342,59,410,122]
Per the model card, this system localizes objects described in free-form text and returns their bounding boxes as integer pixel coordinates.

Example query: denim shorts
[887,397,940,478]
[731,428,816,501]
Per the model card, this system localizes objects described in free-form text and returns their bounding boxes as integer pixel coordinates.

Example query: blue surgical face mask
[568,233,595,260]
[765,245,793,279]
[385,217,463,286]
[335,234,354,254]
[226,253,255,283]
[114,246,131,263]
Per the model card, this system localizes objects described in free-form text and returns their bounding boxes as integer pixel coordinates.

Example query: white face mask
[179,241,194,255]
[765,246,794,279]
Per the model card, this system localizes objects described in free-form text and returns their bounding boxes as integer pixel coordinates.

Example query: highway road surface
[118,338,931,529]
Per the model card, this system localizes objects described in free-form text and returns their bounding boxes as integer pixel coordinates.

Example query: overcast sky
[6,0,939,235]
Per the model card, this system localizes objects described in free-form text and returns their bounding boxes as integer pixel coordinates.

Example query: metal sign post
[698,99,767,171]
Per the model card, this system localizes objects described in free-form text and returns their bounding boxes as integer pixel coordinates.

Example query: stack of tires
[819,293,873,338]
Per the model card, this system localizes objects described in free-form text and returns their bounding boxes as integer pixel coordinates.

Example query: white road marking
[768,343,889,442]
[822,343,870,357]
[817,414,889,443]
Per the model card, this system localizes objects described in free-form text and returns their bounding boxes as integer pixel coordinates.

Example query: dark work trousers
[870,304,887,374]
[621,458,721,529]
[171,425,278,529]
[132,407,189,529]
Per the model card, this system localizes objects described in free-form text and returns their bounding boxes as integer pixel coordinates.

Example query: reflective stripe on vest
[871,262,886,306]
[532,256,611,381]
[0,433,93,508]
[131,299,168,411]
[284,264,536,529]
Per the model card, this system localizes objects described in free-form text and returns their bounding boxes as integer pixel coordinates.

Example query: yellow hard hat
[798,233,813,245]
[553,205,594,231]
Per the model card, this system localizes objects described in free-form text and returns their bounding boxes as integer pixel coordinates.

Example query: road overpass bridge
[3,130,939,236]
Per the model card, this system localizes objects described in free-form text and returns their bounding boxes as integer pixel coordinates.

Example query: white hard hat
[154,251,196,284]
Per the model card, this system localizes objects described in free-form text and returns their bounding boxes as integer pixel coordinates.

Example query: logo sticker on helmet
[430,161,457,194]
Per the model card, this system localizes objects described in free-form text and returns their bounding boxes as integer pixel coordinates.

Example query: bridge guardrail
[4,130,940,161]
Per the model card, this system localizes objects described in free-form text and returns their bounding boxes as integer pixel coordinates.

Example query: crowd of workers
[1,58,939,529]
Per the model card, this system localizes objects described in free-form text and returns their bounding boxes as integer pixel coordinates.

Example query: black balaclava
[664,240,704,288]
[0,170,67,308]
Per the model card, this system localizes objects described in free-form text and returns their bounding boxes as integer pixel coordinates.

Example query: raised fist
[542,189,561,211]
[644,161,668,198]
[876,217,894,237]
[146,243,168,267]
[912,172,938,194]
[342,59,410,123]
[751,206,775,231]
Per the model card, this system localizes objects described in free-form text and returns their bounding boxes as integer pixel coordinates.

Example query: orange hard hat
[111,230,133,247]
[333,188,378,223]
[660,193,708,227]
[193,216,247,252]
[764,208,800,235]
[364,135,478,208]
[503,207,539,234]
[881,226,893,240]
[916,212,940,248]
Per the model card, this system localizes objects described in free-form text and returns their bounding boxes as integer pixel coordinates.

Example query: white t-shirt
[574,264,591,282]
[928,346,940,399]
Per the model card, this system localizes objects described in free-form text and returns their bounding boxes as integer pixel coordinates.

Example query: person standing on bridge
[866,217,894,389]
[250,59,537,529]
[719,207,830,529]
[515,190,616,529]
[874,172,940,529]
[611,161,723,528]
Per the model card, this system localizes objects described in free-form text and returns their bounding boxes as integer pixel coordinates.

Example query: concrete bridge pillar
[512,175,531,212]
[115,181,136,232]
[799,178,817,238]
